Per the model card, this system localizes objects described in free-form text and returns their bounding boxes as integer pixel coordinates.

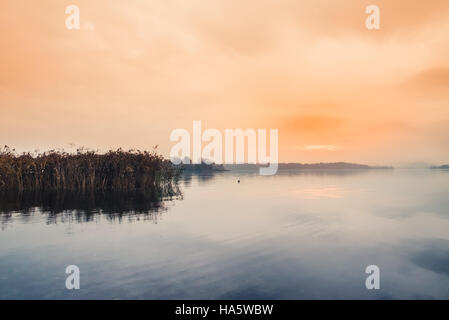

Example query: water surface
[1,169,449,299]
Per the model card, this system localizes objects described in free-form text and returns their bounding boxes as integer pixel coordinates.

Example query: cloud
[0,0,449,163]
[304,145,341,151]
[186,0,449,43]
[406,67,449,89]
[281,115,343,133]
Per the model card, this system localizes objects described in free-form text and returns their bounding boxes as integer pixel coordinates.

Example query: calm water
[1,169,449,299]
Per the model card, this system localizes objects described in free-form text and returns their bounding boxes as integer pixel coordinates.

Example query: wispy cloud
[0,0,449,163]
[304,145,342,151]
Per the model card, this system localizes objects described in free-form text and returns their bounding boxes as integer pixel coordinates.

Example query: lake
[1,169,449,299]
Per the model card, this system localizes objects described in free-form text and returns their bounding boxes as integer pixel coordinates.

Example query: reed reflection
[0,188,182,227]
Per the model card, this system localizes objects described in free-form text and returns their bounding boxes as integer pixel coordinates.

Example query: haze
[1,0,448,165]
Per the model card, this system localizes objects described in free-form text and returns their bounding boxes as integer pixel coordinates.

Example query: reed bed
[0,146,181,194]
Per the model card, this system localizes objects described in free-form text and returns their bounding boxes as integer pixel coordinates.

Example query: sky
[1,0,448,165]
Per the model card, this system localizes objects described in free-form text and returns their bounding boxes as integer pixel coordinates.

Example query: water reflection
[292,186,347,199]
[0,187,181,227]
[1,169,449,299]
[408,239,449,276]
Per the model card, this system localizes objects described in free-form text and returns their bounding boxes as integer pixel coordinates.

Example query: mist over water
[1,169,449,299]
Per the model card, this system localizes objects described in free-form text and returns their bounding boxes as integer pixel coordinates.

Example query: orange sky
[1,0,448,165]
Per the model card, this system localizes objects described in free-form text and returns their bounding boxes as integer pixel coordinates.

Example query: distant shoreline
[430,164,449,169]
[180,162,394,173]
[223,162,394,171]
